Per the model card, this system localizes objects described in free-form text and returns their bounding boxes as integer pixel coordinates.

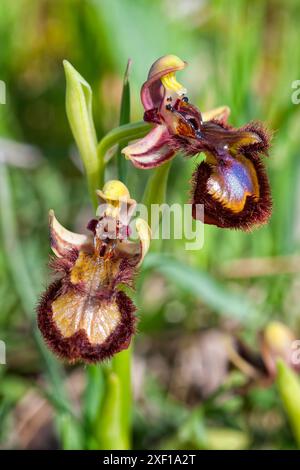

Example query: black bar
[0,449,299,466]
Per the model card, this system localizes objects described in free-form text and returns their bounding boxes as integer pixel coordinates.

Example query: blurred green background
[1,0,300,450]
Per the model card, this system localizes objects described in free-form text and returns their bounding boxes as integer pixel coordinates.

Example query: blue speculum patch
[207,153,258,212]
[225,158,254,196]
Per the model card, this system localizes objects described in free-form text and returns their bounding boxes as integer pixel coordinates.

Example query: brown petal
[37,279,136,364]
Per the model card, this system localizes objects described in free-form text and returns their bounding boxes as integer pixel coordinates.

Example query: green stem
[63,63,153,450]
[143,159,172,206]
[96,370,128,449]
[110,333,132,448]
[91,122,151,450]
[143,160,172,229]
[106,62,137,450]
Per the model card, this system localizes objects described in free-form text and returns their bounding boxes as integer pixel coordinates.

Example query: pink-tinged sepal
[122,125,175,169]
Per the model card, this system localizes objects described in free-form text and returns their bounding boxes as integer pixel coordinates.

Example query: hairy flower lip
[38,180,151,363]
[37,280,136,364]
[191,141,272,231]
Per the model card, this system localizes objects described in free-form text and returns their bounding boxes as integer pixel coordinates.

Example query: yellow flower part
[97,180,136,219]
[149,55,187,96]
[148,54,186,79]
[99,180,130,202]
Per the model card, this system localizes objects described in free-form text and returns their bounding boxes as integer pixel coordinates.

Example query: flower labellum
[122,55,272,230]
[37,180,151,363]
[190,121,272,230]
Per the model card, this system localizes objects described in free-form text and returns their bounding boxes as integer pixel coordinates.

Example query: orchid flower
[37,180,151,363]
[122,55,272,230]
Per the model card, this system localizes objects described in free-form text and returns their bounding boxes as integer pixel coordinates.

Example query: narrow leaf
[117,59,132,183]
[143,253,257,322]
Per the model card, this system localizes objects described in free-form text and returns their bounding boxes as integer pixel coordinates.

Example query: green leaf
[276,359,300,447]
[63,60,100,207]
[112,347,132,449]
[162,407,249,450]
[0,165,67,402]
[117,59,132,183]
[143,253,257,321]
[0,376,30,402]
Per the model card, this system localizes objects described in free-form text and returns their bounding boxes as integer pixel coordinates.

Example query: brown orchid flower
[37,180,151,363]
[122,55,272,230]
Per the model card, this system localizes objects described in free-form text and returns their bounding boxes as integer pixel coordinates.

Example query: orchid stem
[109,61,135,450]
[116,59,132,184]
[93,123,152,450]
[63,63,153,450]
[64,61,153,450]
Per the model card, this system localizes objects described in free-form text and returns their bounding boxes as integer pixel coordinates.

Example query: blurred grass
[0,0,300,450]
